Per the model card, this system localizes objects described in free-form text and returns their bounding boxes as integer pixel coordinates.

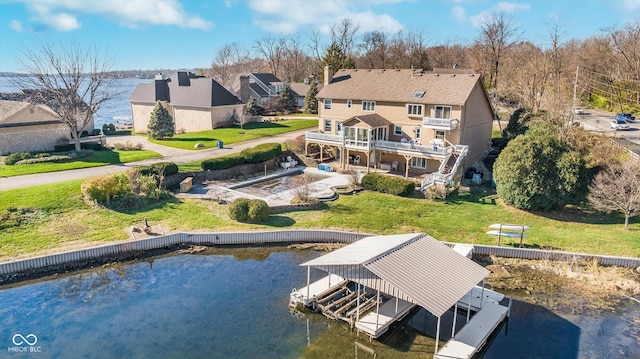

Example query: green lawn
[148,119,317,150]
[0,150,162,177]
[1,182,637,260]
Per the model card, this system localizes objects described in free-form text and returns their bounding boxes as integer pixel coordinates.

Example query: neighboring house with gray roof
[0,99,69,155]
[129,72,243,134]
[234,73,319,110]
[306,66,495,191]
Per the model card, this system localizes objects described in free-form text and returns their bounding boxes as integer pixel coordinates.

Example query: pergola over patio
[300,233,490,354]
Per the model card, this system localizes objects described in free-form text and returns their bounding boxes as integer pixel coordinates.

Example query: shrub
[361,174,415,196]
[4,152,33,165]
[103,123,117,135]
[241,143,282,163]
[284,135,306,153]
[139,162,178,176]
[81,172,132,206]
[112,141,143,151]
[92,129,101,136]
[54,142,104,152]
[228,198,270,223]
[16,155,71,165]
[201,154,245,170]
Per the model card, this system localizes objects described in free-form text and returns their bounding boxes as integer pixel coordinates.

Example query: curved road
[0,129,308,191]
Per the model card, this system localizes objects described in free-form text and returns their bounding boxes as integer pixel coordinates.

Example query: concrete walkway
[0,129,309,191]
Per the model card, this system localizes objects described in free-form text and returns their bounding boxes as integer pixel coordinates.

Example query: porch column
[319,144,325,163]
[403,155,412,178]
[375,289,381,331]
[304,142,309,156]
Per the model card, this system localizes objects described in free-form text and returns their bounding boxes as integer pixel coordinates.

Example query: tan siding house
[306,66,495,190]
[129,72,243,134]
[0,100,69,155]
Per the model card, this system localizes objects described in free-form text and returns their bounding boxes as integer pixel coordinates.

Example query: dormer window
[412,90,425,98]
[362,101,375,112]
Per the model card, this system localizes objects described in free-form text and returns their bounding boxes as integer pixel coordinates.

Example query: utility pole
[573,66,579,109]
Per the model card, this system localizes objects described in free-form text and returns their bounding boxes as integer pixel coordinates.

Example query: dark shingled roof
[252,73,281,86]
[249,83,269,97]
[129,72,241,108]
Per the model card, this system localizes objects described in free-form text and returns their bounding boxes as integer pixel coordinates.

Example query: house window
[434,105,452,119]
[346,100,352,109]
[415,128,421,139]
[435,130,445,140]
[336,122,343,134]
[410,157,427,169]
[324,99,332,110]
[394,125,402,136]
[407,104,423,117]
[324,119,331,132]
[362,101,375,112]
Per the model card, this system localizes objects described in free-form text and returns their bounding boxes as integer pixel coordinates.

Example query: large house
[129,72,243,134]
[305,66,495,190]
[236,73,318,109]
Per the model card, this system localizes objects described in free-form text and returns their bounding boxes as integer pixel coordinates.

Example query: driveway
[0,129,309,191]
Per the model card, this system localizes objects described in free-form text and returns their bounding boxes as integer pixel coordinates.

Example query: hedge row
[201,143,282,170]
[54,142,104,152]
[361,174,416,196]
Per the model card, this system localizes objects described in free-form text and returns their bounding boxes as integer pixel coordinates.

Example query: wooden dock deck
[355,297,416,339]
[435,302,509,359]
[290,274,345,307]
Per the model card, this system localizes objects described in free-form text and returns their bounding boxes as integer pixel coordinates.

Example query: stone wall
[0,123,69,155]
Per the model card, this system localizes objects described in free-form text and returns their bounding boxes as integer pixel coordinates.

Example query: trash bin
[217,140,223,149]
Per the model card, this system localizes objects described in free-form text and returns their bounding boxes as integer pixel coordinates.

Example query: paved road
[574,109,640,144]
[0,129,308,191]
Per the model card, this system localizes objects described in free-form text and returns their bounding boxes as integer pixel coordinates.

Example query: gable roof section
[253,73,281,86]
[302,233,490,318]
[0,100,29,123]
[342,113,392,128]
[317,69,481,106]
[129,73,241,108]
[0,99,59,126]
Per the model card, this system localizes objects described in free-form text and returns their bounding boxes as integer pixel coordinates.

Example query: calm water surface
[0,248,638,359]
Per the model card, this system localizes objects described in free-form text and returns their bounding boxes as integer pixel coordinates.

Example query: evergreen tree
[322,42,347,73]
[303,79,318,114]
[147,101,174,140]
[278,83,297,114]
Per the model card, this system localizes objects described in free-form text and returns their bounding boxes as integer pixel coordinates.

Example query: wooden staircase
[442,154,459,174]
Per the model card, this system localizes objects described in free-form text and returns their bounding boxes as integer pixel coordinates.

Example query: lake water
[0,248,638,358]
[0,76,146,130]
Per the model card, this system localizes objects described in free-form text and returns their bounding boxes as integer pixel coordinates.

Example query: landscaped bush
[139,162,179,176]
[228,198,270,223]
[241,142,282,163]
[361,174,415,196]
[16,155,71,165]
[112,141,143,151]
[4,152,33,165]
[81,172,132,206]
[92,129,101,136]
[201,153,245,170]
[103,123,117,135]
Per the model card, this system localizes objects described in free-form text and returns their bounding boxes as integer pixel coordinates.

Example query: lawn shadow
[264,215,296,227]
[530,206,636,226]
[161,137,217,142]
[502,242,563,250]
[444,185,498,206]
[244,122,287,130]
[109,195,183,215]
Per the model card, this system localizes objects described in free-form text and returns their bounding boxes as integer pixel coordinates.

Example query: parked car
[616,113,636,122]
[611,119,630,130]
[572,107,584,115]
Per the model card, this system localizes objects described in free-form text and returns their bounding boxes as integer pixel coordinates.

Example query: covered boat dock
[291,233,510,358]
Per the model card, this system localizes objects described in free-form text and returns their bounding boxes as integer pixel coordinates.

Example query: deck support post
[451,302,458,338]
[375,289,381,331]
[306,266,311,303]
[466,291,472,323]
[435,316,441,354]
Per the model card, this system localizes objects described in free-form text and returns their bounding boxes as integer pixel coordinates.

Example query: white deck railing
[305,131,343,145]
[421,145,469,190]
[375,140,453,156]
[422,117,459,130]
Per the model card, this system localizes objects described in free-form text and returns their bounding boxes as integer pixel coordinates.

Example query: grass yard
[0,150,162,177]
[148,119,317,150]
[1,181,638,261]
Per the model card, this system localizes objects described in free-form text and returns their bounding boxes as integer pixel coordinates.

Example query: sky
[0,0,639,73]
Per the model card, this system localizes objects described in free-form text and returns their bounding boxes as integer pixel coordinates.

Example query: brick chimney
[324,65,333,86]
[239,75,250,103]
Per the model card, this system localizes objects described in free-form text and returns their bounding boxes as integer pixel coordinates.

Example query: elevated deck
[290,274,345,307]
[355,297,416,339]
[435,302,509,359]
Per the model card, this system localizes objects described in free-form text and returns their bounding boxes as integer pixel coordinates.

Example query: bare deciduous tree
[16,42,115,152]
[587,160,640,229]
[211,42,248,88]
[331,17,359,58]
[254,36,286,77]
[476,12,523,90]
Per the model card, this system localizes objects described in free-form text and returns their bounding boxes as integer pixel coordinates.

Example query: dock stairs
[420,145,468,192]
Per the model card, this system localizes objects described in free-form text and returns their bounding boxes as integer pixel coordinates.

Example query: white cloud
[9,20,23,32]
[451,5,466,22]
[467,2,531,27]
[15,0,213,31]
[620,0,640,11]
[247,0,405,35]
